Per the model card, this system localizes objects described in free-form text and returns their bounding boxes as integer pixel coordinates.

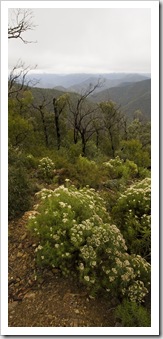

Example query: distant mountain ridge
[90,79,151,119]
[26,72,150,92]
[25,73,151,120]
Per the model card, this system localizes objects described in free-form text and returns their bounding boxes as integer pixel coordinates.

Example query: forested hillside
[90,79,151,119]
[7,6,153,329]
[9,71,151,325]
[24,73,151,120]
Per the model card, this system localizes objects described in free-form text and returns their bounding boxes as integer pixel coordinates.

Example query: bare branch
[8,9,37,43]
[8,60,38,96]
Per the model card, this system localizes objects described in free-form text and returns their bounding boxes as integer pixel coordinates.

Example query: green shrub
[27,184,150,302]
[74,155,103,188]
[117,139,150,168]
[112,178,151,260]
[8,145,34,220]
[37,157,55,183]
[103,156,138,180]
[115,299,151,327]
[25,154,38,169]
[8,165,32,220]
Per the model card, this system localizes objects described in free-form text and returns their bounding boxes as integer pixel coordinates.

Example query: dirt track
[8,212,117,327]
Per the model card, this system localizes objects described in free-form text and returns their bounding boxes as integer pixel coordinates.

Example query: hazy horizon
[8,7,151,75]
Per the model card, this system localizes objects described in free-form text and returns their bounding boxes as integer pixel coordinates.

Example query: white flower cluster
[28,183,151,303]
[37,157,55,180]
[127,280,149,303]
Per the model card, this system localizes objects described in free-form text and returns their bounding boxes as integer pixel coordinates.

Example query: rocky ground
[8,211,119,327]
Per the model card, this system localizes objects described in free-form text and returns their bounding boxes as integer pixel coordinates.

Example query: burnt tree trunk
[53,98,61,150]
[39,106,49,148]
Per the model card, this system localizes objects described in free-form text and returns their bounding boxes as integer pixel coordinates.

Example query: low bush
[117,139,150,169]
[115,299,151,327]
[8,164,32,220]
[27,184,150,302]
[8,146,34,220]
[112,178,151,260]
[103,156,138,181]
[37,157,55,183]
[73,155,105,188]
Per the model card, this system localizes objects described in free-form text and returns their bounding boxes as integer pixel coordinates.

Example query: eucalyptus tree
[67,80,103,154]
[53,94,69,150]
[99,101,125,157]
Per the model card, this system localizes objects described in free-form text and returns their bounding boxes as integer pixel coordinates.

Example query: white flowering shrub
[112,178,151,260]
[37,157,55,182]
[103,156,138,180]
[28,183,150,302]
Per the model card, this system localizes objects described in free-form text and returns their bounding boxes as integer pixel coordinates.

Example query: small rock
[89,295,95,300]
[8,301,18,309]
[74,309,80,314]
[18,243,23,249]
[24,292,35,299]
[15,283,20,287]
[63,292,75,301]
[21,232,27,241]
[52,268,60,274]
[70,319,78,327]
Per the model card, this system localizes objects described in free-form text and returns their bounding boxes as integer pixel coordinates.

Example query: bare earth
[8,212,117,327]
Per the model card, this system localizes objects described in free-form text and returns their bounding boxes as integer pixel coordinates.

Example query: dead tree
[53,95,68,150]
[8,8,37,43]
[8,60,38,97]
[32,96,51,148]
[68,79,103,145]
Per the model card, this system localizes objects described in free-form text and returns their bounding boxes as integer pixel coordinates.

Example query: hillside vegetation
[90,79,151,119]
[8,73,151,327]
[25,73,151,120]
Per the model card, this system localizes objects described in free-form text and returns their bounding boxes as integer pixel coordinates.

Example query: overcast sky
[8,7,151,74]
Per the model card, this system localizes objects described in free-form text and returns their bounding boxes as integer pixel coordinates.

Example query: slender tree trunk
[74,128,78,144]
[108,127,115,157]
[81,133,86,156]
[96,130,99,148]
[55,114,61,150]
[53,98,61,150]
[40,108,49,148]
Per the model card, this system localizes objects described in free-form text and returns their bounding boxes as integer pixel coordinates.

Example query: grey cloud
[8,8,151,74]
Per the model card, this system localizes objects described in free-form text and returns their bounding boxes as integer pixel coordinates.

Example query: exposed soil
[8,211,118,327]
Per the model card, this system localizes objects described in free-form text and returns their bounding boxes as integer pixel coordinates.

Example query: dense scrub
[8,85,151,326]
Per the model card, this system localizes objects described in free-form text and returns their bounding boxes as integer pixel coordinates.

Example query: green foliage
[74,155,102,188]
[127,119,151,153]
[8,111,34,148]
[8,166,32,220]
[8,146,38,220]
[115,299,151,327]
[8,159,32,220]
[66,142,83,163]
[25,154,38,169]
[37,157,55,183]
[103,156,138,180]
[101,157,139,210]
[117,139,150,168]
[28,184,150,302]
[112,178,151,260]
